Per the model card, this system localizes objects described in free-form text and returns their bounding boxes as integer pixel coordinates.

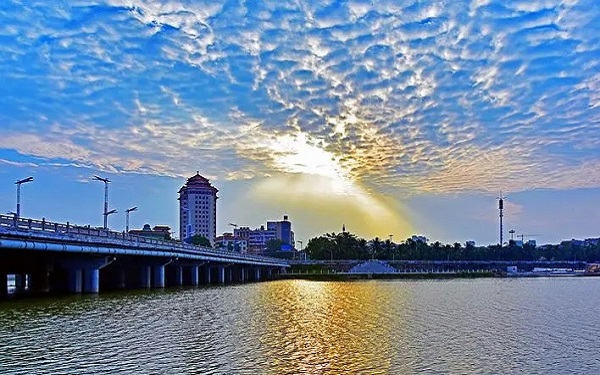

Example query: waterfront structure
[0,214,288,298]
[178,172,218,244]
[128,224,171,240]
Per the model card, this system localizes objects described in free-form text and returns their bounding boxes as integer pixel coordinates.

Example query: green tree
[305,236,335,260]
[189,234,211,247]
[266,239,284,256]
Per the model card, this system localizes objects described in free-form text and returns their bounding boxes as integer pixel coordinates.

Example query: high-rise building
[178,172,218,244]
[267,215,294,247]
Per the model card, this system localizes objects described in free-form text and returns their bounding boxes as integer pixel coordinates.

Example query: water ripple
[1,278,600,374]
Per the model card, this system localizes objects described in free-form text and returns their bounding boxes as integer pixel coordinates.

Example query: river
[1,277,599,374]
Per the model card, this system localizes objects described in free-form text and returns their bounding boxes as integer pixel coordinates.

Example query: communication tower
[497,193,506,246]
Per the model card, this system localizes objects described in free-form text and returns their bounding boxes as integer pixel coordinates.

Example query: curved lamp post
[125,206,138,233]
[15,176,33,220]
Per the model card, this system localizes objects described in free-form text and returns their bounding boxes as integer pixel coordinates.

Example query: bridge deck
[0,214,288,268]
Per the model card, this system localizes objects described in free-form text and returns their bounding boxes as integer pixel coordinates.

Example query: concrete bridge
[0,214,289,299]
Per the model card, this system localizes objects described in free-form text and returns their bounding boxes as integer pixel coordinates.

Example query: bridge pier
[116,267,126,289]
[153,265,165,288]
[14,273,26,293]
[227,268,233,283]
[267,268,272,280]
[189,265,199,286]
[1,272,7,299]
[140,265,151,288]
[218,265,225,284]
[30,263,52,294]
[68,270,83,293]
[203,265,211,284]
[84,269,100,294]
[60,257,114,294]
[254,268,261,282]
[174,266,183,286]
[240,267,246,283]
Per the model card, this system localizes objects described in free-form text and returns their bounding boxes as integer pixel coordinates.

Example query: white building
[178,172,218,244]
[215,233,248,253]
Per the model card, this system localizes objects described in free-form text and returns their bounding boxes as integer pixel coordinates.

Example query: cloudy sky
[1,0,599,246]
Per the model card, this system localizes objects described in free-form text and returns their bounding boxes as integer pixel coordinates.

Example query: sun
[270,132,353,194]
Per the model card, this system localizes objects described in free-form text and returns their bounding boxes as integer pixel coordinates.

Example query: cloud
[0,0,599,197]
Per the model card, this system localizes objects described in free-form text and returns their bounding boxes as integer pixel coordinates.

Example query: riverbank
[274,271,496,281]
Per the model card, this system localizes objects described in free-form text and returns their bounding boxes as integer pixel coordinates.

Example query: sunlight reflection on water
[1,278,599,374]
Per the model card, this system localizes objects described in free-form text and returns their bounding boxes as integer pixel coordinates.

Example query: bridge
[0,214,289,299]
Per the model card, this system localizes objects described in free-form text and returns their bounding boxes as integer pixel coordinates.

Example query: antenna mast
[497,193,506,246]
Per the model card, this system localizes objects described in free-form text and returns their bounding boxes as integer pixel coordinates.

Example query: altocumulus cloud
[0,0,599,195]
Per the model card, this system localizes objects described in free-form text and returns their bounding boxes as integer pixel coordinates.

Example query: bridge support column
[30,264,52,293]
[83,269,100,294]
[203,265,211,284]
[174,266,183,286]
[254,268,261,281]
[140,266,151,288]
[116,267,126,289]
[61,257,113,294]
[14,274,26,293]
[218,265,225,284]
[68,269,83,293]
[240,268,246,283]
[267,268,272,280]
[1,272,8,299]
[190,266,199,286]
[227,268,232,283]
[153,265,165,288]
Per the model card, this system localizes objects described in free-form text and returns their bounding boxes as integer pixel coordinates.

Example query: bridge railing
[0,214,286,264]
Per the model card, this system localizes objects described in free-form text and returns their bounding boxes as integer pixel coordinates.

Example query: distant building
[215,233,248,253]
[178,172,218,244]
[267,215,294,248]
[129,224,172,240]
[234,215,295,254]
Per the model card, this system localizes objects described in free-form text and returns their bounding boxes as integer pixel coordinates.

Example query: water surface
[1,278,599,374]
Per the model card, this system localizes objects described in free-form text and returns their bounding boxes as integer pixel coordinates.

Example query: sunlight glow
[270,132,353,194]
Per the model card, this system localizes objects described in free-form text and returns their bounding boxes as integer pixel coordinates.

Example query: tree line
[304,232,600,262]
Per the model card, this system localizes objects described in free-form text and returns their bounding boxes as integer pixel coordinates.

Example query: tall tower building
[178,172,218,244]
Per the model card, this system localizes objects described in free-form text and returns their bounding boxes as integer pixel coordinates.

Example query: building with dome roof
[178,172,218,244]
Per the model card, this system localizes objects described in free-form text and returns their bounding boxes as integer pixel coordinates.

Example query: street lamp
[125,206,138,233]
[92,175,114,229]
[15,176,33,220]
[106,209,117,223]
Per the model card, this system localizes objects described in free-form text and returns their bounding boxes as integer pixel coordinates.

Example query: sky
[1,0,599,246]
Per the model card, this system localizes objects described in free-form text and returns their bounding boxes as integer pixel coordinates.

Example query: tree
[266,239,284,255]
[305,236,335,260]
[189,234,211,247]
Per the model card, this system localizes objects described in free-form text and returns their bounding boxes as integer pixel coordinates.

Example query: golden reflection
[251,280,413,374]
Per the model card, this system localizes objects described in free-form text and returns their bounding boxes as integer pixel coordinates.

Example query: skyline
[1,0,600,245]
